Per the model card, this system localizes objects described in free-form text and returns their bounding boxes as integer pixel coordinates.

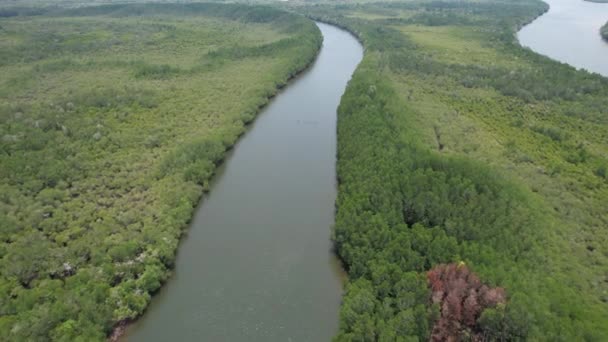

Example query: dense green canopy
[293,0,608,340]
[0,3,321,340]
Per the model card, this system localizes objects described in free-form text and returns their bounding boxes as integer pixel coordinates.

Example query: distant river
[518,0,608,77]
[123,22,363,341]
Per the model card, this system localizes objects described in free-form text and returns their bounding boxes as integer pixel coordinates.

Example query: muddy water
[124,22,363,341]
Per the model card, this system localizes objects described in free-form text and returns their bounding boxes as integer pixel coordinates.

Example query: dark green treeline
[295,0,608,340]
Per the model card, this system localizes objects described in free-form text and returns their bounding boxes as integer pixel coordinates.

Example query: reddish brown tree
[427,263,506,341]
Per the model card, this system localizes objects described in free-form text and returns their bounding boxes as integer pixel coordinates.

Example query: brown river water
[124,22,363,341]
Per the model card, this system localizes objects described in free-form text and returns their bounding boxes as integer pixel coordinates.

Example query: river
[124,2,608,339]
[124,22,363,341]
[518,0,608,77]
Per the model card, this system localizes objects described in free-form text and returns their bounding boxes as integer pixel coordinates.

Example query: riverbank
[0,4,321,341]
[296,0,608,339]
[114,18,323,342]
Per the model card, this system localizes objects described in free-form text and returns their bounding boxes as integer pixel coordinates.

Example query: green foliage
[133,63,181,80]
[0,3,321,341]
[297,0,608,340]
[602,21,608,41]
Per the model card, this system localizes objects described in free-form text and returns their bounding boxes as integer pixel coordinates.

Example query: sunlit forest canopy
[0,3,321,340]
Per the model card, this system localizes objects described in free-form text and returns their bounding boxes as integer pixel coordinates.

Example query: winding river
[518,0,608,77]
[124,23,363,341]
[124,2,607,339]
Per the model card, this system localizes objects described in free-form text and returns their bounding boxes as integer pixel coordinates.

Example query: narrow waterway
[124,22,363,341]
[518,0,608,77]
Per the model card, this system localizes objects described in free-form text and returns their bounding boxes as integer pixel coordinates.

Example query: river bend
[518,0,608,77]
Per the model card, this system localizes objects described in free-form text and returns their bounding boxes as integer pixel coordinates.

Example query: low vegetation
[293,0,608,339]
[0,3,321,340]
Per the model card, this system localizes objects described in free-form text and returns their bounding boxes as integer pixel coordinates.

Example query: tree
[427,263,506,341]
